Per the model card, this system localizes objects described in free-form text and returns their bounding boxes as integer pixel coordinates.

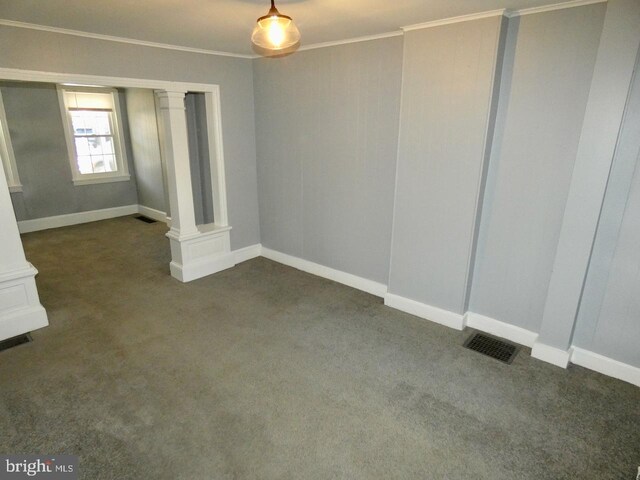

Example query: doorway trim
[0,66,233,292]
[0,67,230,230]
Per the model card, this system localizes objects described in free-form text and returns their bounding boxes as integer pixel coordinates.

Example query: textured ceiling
[0,0,589,55]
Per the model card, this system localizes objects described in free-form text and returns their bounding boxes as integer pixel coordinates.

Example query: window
[0,90,22,193]
[58,86,130,185]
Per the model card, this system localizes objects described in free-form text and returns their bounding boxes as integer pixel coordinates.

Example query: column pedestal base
[0,264,48,341]
[166,225,235,282]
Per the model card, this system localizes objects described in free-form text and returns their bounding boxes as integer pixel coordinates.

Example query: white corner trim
[571,347,640,387]
[17,204,139,233]
[464,312,538,348]
[137,205,168,223]
[261,247,388,298]
[506,0,607,17]
[233,244,262,264]
[402,10,506,31]
[297,31,404,52]
[0,19,254,59]
[384,293,465,330]
[531,341,572,368]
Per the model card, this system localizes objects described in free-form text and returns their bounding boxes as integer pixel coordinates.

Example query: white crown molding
[400,0,606,32]
[0,19,254,59]
[297,31,404,53]
[2,0,607,60]
[506,0,607,18]
[402,9,506,32]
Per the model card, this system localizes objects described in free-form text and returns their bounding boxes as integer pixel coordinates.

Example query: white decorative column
[0,165,47,340]
[155,90,234,282]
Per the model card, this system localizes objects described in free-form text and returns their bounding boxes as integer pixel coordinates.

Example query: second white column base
[166,224,235,282]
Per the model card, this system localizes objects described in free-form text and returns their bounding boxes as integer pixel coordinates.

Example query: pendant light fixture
[251,0,301,51]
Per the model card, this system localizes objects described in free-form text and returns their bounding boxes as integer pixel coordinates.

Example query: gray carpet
[1,216,638,479]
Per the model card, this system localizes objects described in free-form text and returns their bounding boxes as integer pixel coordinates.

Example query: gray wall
[185,92,214,226]
[125,88,167,213]
[4,6,637,371]
[2,81,139,221]
[0,24,260,250]
[388,16,505,314]
[469,4,606,331]
[573,53,640,368]
[253,37,403,284]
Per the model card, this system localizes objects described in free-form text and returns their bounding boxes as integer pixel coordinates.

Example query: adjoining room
[0,0,638,478]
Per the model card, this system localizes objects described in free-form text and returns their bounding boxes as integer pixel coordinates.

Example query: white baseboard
[169,253,236,282]
[384,293,465,330]
[18,204,139,233]
[236,247,640,386]
[464,312,538,347]
[233,244,262,264]
[261,247,388,297]
[531,341,571,368]
[137,205,168,224]
[571,347,640,387]
[11,219,639,386]
[17,204,173,233]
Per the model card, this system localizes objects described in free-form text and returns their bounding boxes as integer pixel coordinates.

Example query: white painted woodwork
[155,90,199,240]
[0,148,47,341]
[156,89,234,282]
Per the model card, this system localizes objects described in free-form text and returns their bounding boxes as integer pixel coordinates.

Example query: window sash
[58,86,130,185]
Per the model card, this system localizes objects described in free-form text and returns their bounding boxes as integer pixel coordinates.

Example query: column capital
[155,90,188,109]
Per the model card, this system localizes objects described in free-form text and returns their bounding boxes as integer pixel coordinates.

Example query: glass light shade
[251,13,300,50]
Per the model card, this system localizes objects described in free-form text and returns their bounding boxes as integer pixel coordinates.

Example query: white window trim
[0,90,22,193]
[57,85,130,186]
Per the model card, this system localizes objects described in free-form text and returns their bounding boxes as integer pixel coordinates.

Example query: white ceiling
[0,0,590,56]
